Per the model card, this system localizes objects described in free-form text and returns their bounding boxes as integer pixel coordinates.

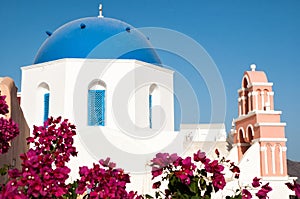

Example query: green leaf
[189,181,198,193]
[145,194,154,199]
[0,164,9,176]
[63,180,78,199]
[155,191,160,198]
[200,178,206,190]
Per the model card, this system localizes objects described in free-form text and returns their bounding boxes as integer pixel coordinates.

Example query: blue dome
[34,17,161,65]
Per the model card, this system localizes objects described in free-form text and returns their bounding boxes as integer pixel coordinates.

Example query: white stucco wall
[21,58,174,132]
[180,123,227,142]
[20,58,176,190]
[21,61,67,127]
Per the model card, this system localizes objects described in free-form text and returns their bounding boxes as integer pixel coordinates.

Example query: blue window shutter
[44,93,50,122]
[88,90,105,126]
[149,94,152,128]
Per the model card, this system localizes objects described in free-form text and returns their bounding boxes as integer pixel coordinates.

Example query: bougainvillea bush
[0,95,19,155]
[76,158,141,199]
[0,94,299,198]
[0,117,77,198]
[0,116,140,199]
[148,149,273,199]
[286,180,300,199]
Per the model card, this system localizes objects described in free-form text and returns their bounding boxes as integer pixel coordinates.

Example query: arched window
[88,80,106,126]
[238,128,245,143]
[44,93,50,122]
[256,89,262,110]
[242,76,249,89]
[246,125,254,142]
[266,144,273,175]
[38,82,50,122]
[263,89,270,111]
[242,76,249,114]
[274,144,283,175]
[149,84,158,129]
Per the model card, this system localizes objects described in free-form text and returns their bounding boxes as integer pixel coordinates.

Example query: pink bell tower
[233,64,288,177]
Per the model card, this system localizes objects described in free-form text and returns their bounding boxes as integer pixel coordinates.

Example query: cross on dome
[98,4,104,18]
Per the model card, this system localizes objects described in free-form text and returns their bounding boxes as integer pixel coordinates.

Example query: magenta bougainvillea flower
[150,149,230,198]
[149,149,273,199]
[0,95,9,115]
[0,117,77,199]
[255,182,272,199]
[242,189,252,199]
[76,157,141,199]
[0,95,19,154]
[286,180,300,197]
[252,177,261,188]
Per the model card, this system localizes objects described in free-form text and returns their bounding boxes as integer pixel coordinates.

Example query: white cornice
[254,122,286,127]
[261,176,290,181]
[232,143,251,147]
[248,82,273,88]
[21,58,174,74]
[237,88,245,93]
[253,138,287,142]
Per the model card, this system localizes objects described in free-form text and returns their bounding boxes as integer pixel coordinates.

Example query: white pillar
[238,97,241,116]
[261,146,268,175]
[279,146,283,175]
[267,92,270,105]
[261,91,265,110]
[271,146,275,174]
[252,91,258,111]
[248,92,252,111]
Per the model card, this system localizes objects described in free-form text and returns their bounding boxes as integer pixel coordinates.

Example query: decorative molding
[233,143,251,147]
[253,138,287,142]
[282,147,287,152]
[255,110,282,114]
[240,96,247,100]
[254,122,286,127]
[260,146,267,151]
[261,176,290,181]
[248,82,273,87]
[238,88,245,93]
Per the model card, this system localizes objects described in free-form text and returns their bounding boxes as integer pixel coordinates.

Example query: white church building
[18,6,295,198]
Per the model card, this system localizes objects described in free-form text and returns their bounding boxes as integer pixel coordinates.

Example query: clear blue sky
[0,1,299,161]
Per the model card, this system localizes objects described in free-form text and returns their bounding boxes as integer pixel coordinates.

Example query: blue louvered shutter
[88,90,105,126]
[149,94,152,128]
[44,93,50,122]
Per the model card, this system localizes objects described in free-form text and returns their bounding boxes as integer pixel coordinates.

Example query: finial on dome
[250,64,256,71]
[98,4,104,18]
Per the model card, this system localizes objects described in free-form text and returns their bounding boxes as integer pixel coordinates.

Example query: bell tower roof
[242,65,269,88]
